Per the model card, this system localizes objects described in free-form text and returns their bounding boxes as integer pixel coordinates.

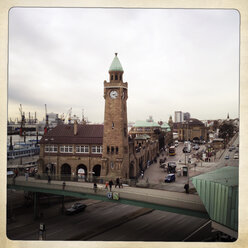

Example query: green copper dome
[109,53,124,72]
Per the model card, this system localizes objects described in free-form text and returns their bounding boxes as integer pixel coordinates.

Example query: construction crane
[19,104,25,136]
[61,113,65,123]
[64,107,72,124]
[44,104,49,134]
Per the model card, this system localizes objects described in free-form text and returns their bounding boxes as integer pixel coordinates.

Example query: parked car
[193,144,199,150]
[159,158,166,164]
[160,163,167,168]
[167,162,176,173]
[224,155,230,160]
[165,173,175,183]
[234,153,239,159]
[66,203,87,215]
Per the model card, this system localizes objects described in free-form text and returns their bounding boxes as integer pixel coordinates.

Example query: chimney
[74,120,78,135]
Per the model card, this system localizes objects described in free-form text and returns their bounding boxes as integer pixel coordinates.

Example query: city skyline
[8,8,240,123]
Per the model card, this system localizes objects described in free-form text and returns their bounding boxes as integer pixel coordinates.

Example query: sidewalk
[9,175,206,213]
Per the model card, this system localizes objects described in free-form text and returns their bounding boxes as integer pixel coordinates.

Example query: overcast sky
[8,8,240,124]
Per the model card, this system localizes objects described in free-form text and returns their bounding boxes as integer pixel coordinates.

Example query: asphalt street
[7,195,211,241]
[139,134,239,192]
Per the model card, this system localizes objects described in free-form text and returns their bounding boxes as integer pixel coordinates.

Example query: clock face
[110,90,118,99]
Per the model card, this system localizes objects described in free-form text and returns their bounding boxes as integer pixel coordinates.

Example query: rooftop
[133,120,160,128]
[40,124,104,145]
[192,166,238,187]
[109,53,123,72]
[135,134,151,140]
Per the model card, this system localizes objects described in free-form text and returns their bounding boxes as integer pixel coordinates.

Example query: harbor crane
[19,104,25,136]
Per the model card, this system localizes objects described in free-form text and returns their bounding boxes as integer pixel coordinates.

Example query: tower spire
[109,53,123,72]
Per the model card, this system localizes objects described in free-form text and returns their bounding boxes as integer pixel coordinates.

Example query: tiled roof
[161,122,171,132]
[187,118,204,126]
[40,124,103,144]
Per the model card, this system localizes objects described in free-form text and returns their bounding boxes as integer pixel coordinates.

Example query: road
[7,193,212,241]
[139,134,239,192]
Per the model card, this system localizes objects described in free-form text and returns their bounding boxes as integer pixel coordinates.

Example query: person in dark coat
[184,183,189,193]
[109,180,114,191]
[93,183,97,193]
[62,181,66,190]
[115,178,120,188]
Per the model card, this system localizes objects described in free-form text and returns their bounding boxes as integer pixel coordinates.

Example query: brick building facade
[37,54,158,181]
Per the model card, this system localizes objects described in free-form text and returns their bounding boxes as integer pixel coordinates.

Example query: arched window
[115,74,118,80]
[111,146,114,154]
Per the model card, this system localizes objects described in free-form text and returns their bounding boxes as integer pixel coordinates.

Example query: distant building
[174,111,183,123]
[177,118,208,142]
[183,112,191,121]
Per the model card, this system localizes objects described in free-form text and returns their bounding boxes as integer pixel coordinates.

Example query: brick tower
[101,53,129,179]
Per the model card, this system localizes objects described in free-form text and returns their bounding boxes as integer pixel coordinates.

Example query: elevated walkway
[7,176,209,219]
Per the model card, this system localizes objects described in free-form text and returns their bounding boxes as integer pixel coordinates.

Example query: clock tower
[101,53,129,179]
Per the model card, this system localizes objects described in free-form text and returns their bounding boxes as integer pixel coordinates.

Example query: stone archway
[92,164,101,177]
[61,163,71,181]
[76,164,88,181]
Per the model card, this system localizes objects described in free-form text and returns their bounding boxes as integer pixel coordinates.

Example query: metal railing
[35,173,138,186]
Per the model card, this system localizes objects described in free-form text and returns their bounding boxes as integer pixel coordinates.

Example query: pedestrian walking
[115,177,120,188]
[25,171,29,181]
[105,181,109,190]
[119,178,123,188]
[141,172,144,179]
[93,182,97,193]
[184,183,189,194]
[48,175,51,184]
[109,180,113,191]
[14,168,18,178]
[62,181,66,190]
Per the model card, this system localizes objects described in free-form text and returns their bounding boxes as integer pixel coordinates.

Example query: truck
[183,141,191,153]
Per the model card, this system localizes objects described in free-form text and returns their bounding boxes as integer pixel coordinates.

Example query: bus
[169,146,176,156]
